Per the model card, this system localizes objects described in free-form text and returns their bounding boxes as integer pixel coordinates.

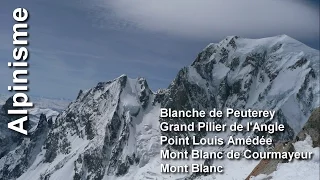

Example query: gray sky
[0,0,319,99]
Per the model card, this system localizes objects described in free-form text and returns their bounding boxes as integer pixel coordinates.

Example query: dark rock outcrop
[246,107,320,180]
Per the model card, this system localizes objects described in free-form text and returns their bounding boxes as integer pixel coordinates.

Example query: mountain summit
[0,35,319,180]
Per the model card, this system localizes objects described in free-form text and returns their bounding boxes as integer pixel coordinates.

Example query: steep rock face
[0,35,319,180]
[161,35,319,152]
[17,75,161,180]
[0,97,25,160]
[296,107,320,147]
[246,107,320,180]
[0,113,49,180]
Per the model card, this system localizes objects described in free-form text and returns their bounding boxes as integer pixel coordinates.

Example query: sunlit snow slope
[0,35,319,180]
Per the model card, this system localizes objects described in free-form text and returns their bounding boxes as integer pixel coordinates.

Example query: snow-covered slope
[0,94,70,112]
[0,95,69,133]
[0,113,50,180]
[155,34,319,179]
[0,35,319,180]
[250,107,320,180]
[17,75,161,180]
[165,34,318,138]
[251,135,319,180]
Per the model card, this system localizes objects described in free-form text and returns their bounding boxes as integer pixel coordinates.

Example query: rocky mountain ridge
[247,107,320,180]
[0,35,319,180]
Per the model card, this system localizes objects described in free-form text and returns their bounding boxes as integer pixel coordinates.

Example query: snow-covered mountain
[0,35,319,180]
[0,94,70,112]
[249,107,320,180]
[0,95,70,132]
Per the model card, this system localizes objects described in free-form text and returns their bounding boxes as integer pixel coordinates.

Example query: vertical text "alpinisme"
[7,8,33,135]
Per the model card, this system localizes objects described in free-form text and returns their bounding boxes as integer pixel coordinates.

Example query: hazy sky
[0,0,319,99]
